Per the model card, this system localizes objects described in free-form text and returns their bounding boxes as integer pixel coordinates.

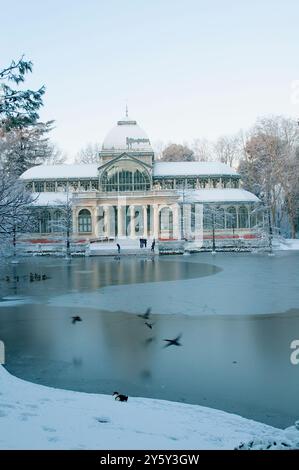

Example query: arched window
[226,206,237,229]
[40,210,51,233]
[101,161,151,192]
[35,181,45,192]
[216,208,225,229]
[250,210,257,228]
[159,207,173,239]
[78,209,92,233]
[203,206,212,230]
[52,210,63,232]
[238,206,249,228]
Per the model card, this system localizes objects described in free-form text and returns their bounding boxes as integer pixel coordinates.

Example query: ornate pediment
[98,152,152,174]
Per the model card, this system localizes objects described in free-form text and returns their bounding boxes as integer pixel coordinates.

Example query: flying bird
[71,316,82,324]
[144,337,155,346]
[138,307,151,320]
[163,334,182,348]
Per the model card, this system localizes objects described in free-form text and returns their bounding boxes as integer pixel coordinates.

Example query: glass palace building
[20,114,259,246]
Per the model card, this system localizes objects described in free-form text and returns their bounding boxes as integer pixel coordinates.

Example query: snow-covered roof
[102,116,153,152]
[20,164,99,180]
[31,192,70,206]
[153,161,238,177]
[178,189,259,203]
[20,160,238,181]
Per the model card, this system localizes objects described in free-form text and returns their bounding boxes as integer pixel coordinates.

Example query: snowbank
[0,365,285,450]
[277,239,299,251]
[237,421,299,450]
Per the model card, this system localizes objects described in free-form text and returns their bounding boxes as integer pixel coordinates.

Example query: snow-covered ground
[0,365,292,450]
[89,238,154,255]
[277,239,299,251]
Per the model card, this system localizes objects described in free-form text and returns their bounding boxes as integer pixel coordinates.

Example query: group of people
[116,238,156,254]
[139,238,147,248]
[140,238,156,251]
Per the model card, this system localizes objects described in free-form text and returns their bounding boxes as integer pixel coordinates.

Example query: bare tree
[191,138,212,162]
[161,143,195,162]
[75,143,101,164]
[239,116,299,237]
[214,132,243,167]
[48,190,73,258]
[0,172,34,256]
[44,144,67,165]
[281,148,299,238]
[152,140,166,160]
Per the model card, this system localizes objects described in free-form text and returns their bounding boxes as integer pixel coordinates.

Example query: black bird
[71,315,82,324]
[145,321,154,329]
[163,334,182,348]
[140,369,151,380]
[144,337,155,346]
[138,308,151,320]
[113,392,128,402]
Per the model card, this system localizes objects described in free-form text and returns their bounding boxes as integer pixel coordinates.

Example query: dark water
[0,253,299,428]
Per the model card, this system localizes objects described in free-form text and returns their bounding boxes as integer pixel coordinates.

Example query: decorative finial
[125,104,128,118]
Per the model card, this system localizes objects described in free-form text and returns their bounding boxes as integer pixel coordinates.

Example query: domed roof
[102,114,152,152]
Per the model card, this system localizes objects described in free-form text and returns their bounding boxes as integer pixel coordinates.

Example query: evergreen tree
[0,121,55,176]
[0,56,45,131]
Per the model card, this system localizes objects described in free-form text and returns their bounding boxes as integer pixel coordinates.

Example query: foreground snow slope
[278,239,299,251]
[0,366,284,450]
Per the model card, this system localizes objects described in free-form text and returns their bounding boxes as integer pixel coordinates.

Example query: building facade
[20,114,260,247]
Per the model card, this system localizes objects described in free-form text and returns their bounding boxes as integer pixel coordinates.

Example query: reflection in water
[0,257,221,299]
[0,254,299,429]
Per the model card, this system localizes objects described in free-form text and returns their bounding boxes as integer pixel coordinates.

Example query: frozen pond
[0,252,299,428]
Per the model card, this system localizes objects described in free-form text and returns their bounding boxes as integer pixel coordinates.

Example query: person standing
[151,239,155,252]
[117,243,120,254]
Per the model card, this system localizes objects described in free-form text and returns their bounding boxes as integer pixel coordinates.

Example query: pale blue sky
[1,0,299,158]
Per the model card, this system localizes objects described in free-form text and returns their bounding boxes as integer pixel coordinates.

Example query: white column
[72,208,77,236]
[172,204,180,240]
[153,204,159,239]
[104,205,110,238]
[117,205,123,238]
[94,207,100,238]
[130,205,135,239]
[183,203,191,240]
[92,207,97,236]
[143,205,148,238]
